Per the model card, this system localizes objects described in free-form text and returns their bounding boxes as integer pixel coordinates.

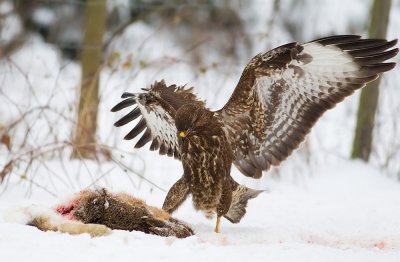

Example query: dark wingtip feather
[134,129,152,148]
[383,39,398,49]
[362,63,397,74]
[337,39,388,51]
[159,143,168,155]
[392,47,399,57]
[149,138,161,151]
[167,147,174,157]
[354,49,399,65]
[121,92,136,98]
[111,98,136,112]
[114,108,141,127]
[313,35,361,45]
[124,118,147,140]
[348,39,398,57]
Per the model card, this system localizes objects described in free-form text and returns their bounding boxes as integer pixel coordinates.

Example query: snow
[1,0,400,261]
[1,159,400,262]
[32,7,56,26]
[0,1,13,14]
[0,1,22,45]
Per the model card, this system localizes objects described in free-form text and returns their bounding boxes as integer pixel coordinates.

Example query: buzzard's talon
[214,216,221,233]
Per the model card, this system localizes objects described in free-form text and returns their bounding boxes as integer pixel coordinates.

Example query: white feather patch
[136,103,178,151]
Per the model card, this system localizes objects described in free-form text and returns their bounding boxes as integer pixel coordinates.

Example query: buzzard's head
[175,103,212,140]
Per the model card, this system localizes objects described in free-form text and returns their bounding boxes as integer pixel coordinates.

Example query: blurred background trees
[351,0,392,161]
[72,0,106,159]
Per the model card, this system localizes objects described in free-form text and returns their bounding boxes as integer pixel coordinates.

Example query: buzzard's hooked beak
[179,131,186,138]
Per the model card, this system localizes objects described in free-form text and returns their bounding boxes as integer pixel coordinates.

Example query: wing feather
[135,128,152,148]
[111,97,136,111]
[112,80,204,160]
[113,107,141,127]
[124,117,147,140]
[217,35,398,178]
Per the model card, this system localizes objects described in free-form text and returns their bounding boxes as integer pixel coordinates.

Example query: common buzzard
[112,35,398,232]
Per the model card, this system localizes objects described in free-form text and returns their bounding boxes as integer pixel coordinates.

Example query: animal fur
[7,189,194,238]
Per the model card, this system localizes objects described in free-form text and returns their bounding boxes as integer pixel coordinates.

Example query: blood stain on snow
[374,241,386,250]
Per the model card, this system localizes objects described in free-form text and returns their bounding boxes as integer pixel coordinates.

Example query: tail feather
[224,184,263,223]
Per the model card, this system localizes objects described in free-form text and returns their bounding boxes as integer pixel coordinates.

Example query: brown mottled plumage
[164,104,236,223]
[111,35,398,231]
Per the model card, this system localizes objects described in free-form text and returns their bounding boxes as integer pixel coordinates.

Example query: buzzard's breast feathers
[217,35,398,178]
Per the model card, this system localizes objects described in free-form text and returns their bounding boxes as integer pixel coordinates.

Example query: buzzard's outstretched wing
[111,80,205,159]
[217,35,398,178]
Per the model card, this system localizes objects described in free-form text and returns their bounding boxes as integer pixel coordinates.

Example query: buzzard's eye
[179,131,186,137]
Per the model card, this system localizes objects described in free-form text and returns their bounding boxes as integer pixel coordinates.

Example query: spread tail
[224,184,263,223]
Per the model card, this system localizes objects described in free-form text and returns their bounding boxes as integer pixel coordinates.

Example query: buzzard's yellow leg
[214,216,221,233]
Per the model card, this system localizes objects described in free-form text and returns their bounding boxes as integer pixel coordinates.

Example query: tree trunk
[351,0,391,161]
[72,0,107,159]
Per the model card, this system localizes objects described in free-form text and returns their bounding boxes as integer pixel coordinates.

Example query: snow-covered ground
[1,159,400,262]
[1,0,400,261]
